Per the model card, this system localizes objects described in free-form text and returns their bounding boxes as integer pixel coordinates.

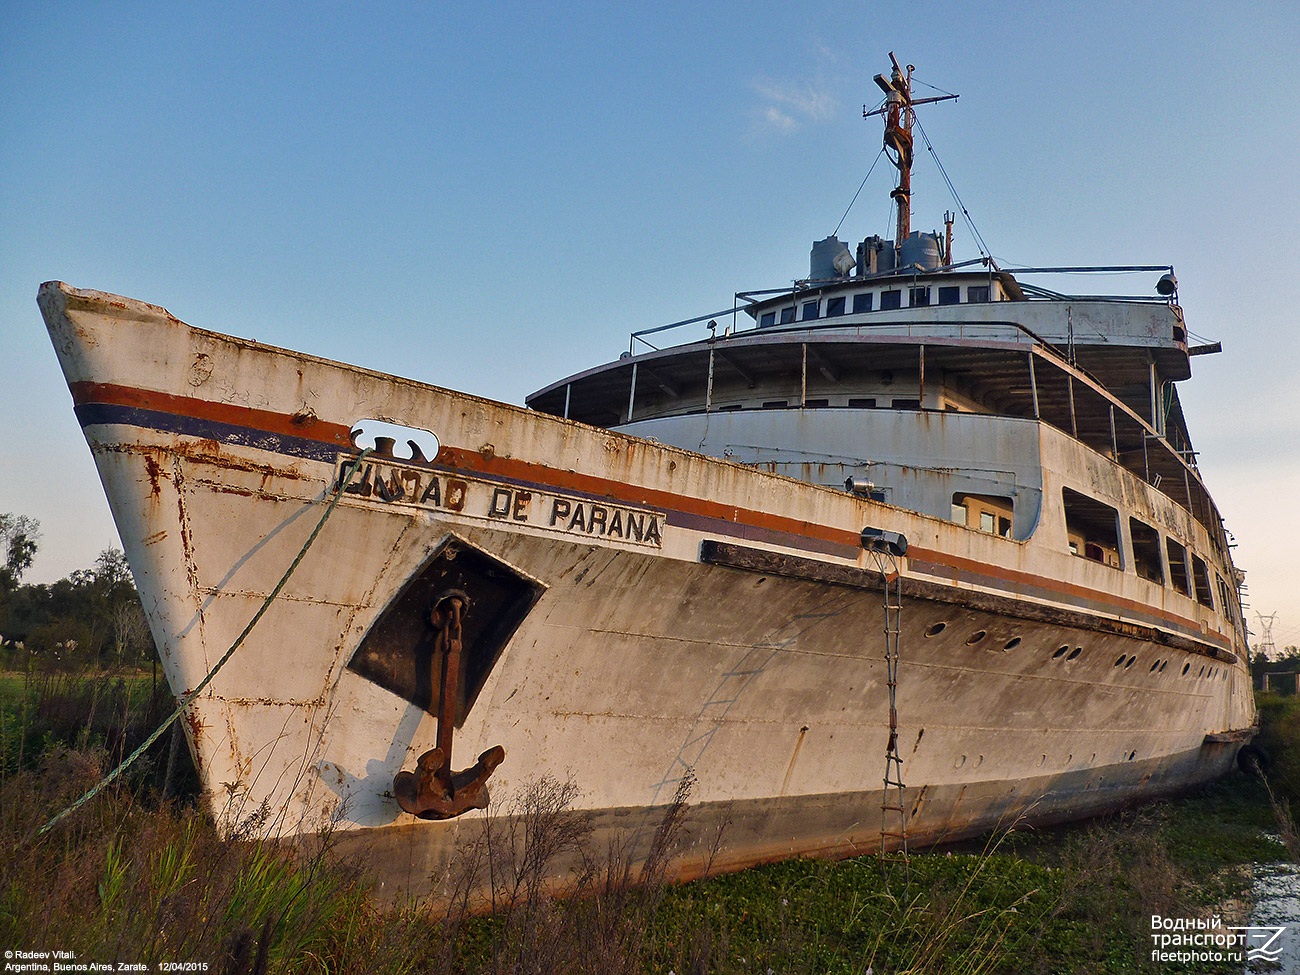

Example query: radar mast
[864,54,958,261]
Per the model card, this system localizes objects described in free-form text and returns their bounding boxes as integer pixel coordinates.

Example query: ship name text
[332,456,664,547]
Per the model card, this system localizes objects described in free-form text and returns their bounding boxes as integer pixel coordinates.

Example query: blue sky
[3,2,1299,647]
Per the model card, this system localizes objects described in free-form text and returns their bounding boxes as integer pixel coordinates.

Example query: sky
[2,1,1298,650]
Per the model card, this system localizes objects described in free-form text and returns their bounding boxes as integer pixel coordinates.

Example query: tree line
[1,513,155,669]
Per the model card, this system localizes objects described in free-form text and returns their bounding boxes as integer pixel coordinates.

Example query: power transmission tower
[1256,612,1278,661]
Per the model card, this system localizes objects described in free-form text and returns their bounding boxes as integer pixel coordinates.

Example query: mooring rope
[36,448,373,837]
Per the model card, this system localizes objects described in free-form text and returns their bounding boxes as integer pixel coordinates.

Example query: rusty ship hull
[39,278,1254,900]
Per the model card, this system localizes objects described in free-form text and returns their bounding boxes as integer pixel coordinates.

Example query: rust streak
[144,454,163,498]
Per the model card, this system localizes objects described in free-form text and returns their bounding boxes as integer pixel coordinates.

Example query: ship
[39,56,1254,901]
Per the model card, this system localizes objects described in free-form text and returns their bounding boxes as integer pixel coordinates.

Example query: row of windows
[717,397,922,411]
[1061,488,1236,620]
[951,493,1013,538]
[760,283,993,327]
[948,487,1237,623]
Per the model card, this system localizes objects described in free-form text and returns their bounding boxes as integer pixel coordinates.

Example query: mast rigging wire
[912,113,994,263]
[833,147,887,239]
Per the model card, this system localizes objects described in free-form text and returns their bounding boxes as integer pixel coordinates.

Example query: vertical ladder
[871,550,909,883]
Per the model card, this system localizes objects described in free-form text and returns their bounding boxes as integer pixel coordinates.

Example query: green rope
[36,448,373,837]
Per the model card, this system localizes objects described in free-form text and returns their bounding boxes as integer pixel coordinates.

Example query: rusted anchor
[393,591,505,819]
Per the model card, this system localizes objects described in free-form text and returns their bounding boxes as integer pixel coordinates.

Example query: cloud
[763,106,798,134]
[751,78,837,134]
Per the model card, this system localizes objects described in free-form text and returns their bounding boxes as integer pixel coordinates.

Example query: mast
[865,54,958,261]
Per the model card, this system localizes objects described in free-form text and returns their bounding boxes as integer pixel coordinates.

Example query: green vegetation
[1,531,154,671]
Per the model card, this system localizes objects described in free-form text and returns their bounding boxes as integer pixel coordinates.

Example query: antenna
[864,53,958,257]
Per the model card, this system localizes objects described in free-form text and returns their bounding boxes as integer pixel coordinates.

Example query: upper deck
[525,267,1224,558]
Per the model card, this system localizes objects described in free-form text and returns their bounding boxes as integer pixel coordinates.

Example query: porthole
[966,630,987,646]
[1127,751,1137,761]
[925,622,947,638]
[1053,645,1069,659]
[1037,754,1047,767]
[1159,661,1168,673]
[1198,666,1205,678]
[954,754,967,769]
[1114,654,1127,667]
[1066,647,1082,661]
[1182,662,1190,675]
[1124,656,1136,668]
[1002,637,1022,651]
[1149,661,1160,673]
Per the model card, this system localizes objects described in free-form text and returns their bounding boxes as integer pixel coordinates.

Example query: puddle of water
[1245,861,1300,973]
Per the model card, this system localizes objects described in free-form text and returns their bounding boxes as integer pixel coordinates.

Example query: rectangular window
[779,306,796,324]
[826,296,846,317]
[967,285,990,303]
[853,292,873,314]
[880,289,902,310]
[762,400,788,409]
[1191,555,1215,608]
[1129,518,1164,584]
[848,397,877,408]
[1166,538,1191,596]
[1063,488,1121,567]
[909,286,931,307]
[1216,573,1237,626]
[803,398,829,408]
[938,286,961,306]
[802,300,819,321]
[953,493,1014,538]
[760,311,776,328]
[891,398,921,410]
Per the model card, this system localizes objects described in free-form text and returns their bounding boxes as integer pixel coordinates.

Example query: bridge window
[1129,518,1164,584]
[826,296,846,317]
[853,293,873,313]
[760,311,776,327]
[909,286,931,307]
[1064,488,1121,567]
[802,301,819,321]
[779,306,796,324]
[938,286,961,305]
[968,285,990,303]
[881,290,902,310]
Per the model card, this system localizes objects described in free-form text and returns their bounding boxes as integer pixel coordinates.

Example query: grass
[2,672,1297,974]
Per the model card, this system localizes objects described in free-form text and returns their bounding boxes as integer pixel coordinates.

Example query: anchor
[393,590,505,818]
